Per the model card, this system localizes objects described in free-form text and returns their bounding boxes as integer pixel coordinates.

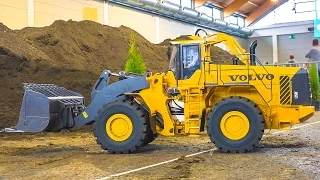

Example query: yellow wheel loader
[5,29,315,154]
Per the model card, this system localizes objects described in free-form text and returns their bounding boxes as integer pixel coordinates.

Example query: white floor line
[96,148,217,180]
[292,121,320,129]
[96,120,320,180]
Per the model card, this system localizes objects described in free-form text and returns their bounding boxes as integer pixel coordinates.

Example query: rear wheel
[94,98,148,154]
[207,96,265,153]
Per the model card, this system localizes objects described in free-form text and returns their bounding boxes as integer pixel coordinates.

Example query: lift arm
[205,32,249,65]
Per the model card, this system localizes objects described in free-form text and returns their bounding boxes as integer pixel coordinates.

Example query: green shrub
[308,63,320,100]
[124,34,146,74]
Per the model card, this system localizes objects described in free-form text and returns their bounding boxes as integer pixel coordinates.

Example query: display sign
[289,34,296,39]
[315,0,320,38]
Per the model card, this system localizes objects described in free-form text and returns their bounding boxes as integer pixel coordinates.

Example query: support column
[28,0,34,27]
[103,1,108,25]
[156,16,160,44]
[272,34,278,63]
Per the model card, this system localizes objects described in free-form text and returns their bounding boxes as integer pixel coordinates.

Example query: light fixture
[228,23,240,30]
[182,7,199,18]
[160,1,180,11]
[215,19,228,26]
[199,13,213,22]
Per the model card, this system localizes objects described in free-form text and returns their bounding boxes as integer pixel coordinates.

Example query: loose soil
[0,112,319,179]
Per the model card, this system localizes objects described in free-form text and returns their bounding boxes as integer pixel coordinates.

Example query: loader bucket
[15,83,85,132]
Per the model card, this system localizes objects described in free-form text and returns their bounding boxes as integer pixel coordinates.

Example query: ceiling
[194,0,287,26]
[212,0,265,16]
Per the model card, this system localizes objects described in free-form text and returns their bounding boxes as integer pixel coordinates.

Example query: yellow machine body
[93,30,315,154]
[11,30,314,154]
[135,32,315,137]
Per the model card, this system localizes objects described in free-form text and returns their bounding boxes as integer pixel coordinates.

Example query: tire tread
[93,98,148,154]
[207,96,264,153]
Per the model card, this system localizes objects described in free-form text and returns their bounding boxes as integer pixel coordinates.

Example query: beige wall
[34,0,104,27]
[0,0,28,29]
[108,3,157,43]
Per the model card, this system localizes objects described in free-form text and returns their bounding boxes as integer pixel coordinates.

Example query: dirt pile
[0,23,11,32]
[158,35,193,46]
[0,20,169,129]
[15,20,169,72]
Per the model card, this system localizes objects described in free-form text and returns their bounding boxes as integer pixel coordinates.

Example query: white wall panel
[278,32,314,63]
[248,36,273,64]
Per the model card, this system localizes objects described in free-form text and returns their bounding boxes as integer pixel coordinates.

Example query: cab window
[182,45,200,79]
[168,45,181,79]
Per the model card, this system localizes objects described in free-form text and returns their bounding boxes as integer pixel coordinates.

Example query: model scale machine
[3,29,315,154]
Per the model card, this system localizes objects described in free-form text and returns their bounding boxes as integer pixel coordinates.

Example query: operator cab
[168,43,201,80]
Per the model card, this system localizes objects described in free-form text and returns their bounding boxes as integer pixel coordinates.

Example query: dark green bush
[308,63,320,100]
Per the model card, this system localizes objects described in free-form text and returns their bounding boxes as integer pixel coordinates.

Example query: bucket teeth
[14,83,86,132]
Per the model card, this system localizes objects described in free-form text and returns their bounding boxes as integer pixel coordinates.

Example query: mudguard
[73,75,150,128]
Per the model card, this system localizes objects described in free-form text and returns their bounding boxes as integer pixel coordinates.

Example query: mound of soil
[0,20,169,129]
[16,20,169,72]
[0,23,11,32]
[158,35,193,46]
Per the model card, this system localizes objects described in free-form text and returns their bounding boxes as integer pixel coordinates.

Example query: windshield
[169,45,179,73]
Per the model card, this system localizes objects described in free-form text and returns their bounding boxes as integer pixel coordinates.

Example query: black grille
[291,69,312,105]
[280,76,291,105]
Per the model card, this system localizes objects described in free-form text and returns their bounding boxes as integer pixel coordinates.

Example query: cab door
[168,43,201,81]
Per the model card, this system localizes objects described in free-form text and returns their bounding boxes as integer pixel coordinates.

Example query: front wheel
[143,128,158,146]
[94,99,148,154]
[207,96,265,153]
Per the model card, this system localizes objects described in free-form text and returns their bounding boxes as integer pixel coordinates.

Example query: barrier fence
[263,61,320,69]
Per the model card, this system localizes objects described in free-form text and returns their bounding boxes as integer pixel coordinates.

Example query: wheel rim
[106,114,133,142]
[220,111,250,140]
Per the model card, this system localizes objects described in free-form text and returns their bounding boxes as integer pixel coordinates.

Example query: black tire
[207,96,265,153]
[93,99,148,154]
[143,126,158,146]
[138,102,158,146]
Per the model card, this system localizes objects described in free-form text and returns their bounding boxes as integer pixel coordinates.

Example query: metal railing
[263,61,320,68]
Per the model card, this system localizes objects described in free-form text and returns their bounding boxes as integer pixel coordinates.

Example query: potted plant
[308,63,320,111]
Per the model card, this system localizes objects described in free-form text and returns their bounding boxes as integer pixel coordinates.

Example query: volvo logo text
[229,74,274,81]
